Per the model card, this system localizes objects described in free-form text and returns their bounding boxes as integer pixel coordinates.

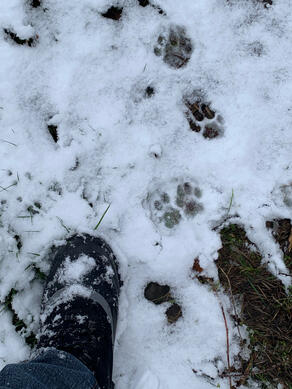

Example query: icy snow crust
[0,0,291,387]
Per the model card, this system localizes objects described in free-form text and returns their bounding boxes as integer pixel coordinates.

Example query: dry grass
[216,224,292,388]
[266,218,292,274]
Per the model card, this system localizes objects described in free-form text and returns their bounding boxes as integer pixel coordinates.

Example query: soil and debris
[215,225,292,388]
[101,6,123,21]
[144,282,183,324]
[266,219,292,274]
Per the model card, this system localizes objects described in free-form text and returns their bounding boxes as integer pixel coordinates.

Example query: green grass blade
[94,204,111,230]
[227,189,234,214]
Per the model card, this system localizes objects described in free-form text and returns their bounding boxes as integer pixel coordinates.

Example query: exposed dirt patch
[184,93,224,139]
[165,303,182,324]
[154,25,192,69]
[48,124,58,143]
[215,224,292,388]
[3,29,38,47]
[34,201,42,210]
[144,282,171,304]
[14,234,22,251]
[30,0,41,7]
[261,0,273,7]
[138,0,150,6]
[144,282,183,324]
[145,85,155,98]
[137,0,165,15]
[266,218,292,274]
[101,6,123,21]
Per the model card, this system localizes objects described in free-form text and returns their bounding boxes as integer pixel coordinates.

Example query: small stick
[213,284,232,389]
[238,354,253,386]
[220,304,232,389]
[219,266,242,341]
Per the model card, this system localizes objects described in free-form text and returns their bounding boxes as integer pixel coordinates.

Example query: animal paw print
[154,25,192,69]
[147,179,204,230]
[184,93,224,139]
[3,28,38,47]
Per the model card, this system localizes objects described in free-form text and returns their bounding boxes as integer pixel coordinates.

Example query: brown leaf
[192,258,203,273]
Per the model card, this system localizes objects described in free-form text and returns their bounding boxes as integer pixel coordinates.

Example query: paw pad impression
[146,179,204,230]
[154,25,192,69]
[184,93,224,139]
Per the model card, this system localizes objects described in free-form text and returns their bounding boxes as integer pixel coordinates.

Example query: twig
[220,304,232,389]
[213,284,233,389]
[238,354,254,387]
[219,266,242,341]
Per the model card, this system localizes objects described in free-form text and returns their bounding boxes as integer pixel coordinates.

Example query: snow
[40,284,93,323]
[0,0,291,387]
[57,255,96,283]
[0,311,29,367]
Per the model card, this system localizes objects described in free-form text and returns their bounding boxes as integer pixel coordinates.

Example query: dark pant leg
[0,348,98,389]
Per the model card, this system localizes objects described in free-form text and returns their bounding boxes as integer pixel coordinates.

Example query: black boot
[38,234,121,389]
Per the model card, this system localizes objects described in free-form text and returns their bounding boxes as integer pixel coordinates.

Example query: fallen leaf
[192,258,203,273]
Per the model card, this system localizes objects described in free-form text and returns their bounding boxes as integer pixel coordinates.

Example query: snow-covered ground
[0,0,291,388]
